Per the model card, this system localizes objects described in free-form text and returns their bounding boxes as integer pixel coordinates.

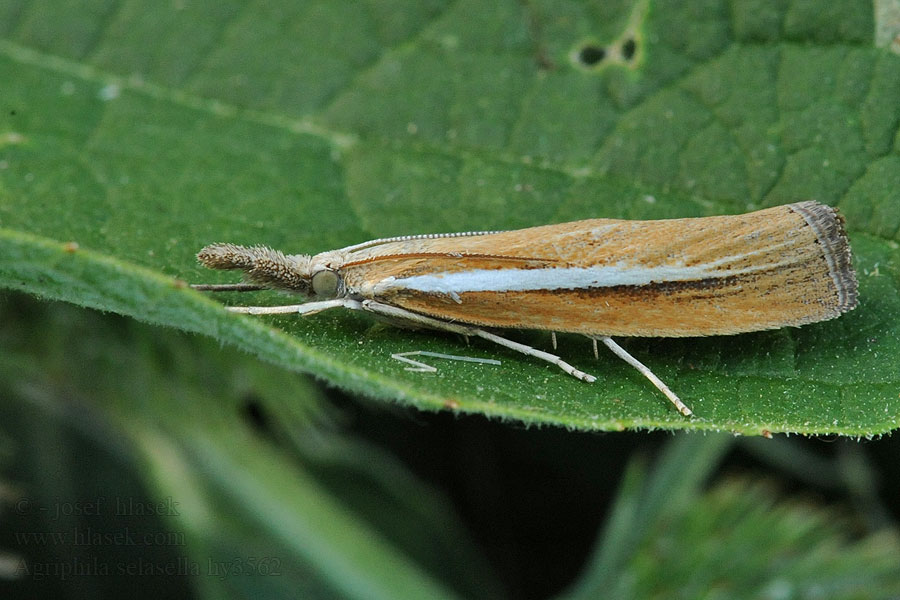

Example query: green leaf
[2,1,899,434]
[563,435,900,600]
[563,434,736,597]
[0,296,498,599]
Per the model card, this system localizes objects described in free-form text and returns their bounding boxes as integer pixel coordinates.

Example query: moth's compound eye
[311,269,340,298]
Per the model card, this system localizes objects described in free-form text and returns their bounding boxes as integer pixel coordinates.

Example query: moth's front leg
[225,298,363,316]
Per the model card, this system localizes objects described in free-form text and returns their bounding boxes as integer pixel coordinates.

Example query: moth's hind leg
[591,336,693,416]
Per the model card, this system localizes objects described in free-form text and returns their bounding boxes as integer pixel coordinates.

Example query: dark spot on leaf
[241,396,270,435]
[9,110,16,116]
[578,45,606,66]
[622,38,637,61]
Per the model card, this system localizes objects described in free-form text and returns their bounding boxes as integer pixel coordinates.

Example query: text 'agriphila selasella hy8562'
[193,201,858,416]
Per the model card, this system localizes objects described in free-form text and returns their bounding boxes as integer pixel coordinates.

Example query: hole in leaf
[622,38,637,61]
[577,45,606,66]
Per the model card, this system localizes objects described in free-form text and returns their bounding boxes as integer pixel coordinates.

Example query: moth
[194,201,858,416]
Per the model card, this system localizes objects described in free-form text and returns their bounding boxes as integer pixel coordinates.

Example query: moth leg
[592,336,693,417]
[226,298,361,316]
[474,330,597,383]
[360,301,596,383]
[391,351,501,373]
[390,352,438,373]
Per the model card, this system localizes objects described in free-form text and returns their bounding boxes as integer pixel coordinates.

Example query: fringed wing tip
[789,201,858,313]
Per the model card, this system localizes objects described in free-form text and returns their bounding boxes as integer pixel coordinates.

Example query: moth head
[306,250,348,299]
[197,243,315,295]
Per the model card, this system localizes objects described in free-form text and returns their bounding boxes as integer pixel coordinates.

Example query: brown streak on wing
[342,252,557,269]
[379,256,842,337]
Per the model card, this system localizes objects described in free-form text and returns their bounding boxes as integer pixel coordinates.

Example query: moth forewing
[335,202,856,337]
[196,201,858,417]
